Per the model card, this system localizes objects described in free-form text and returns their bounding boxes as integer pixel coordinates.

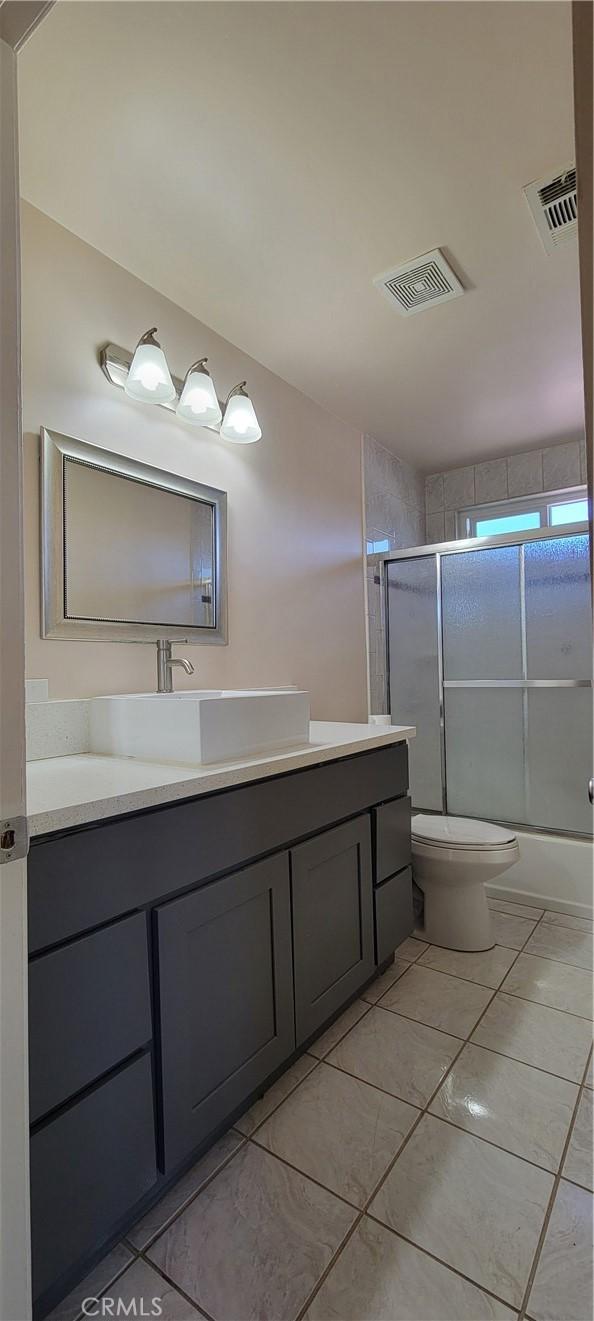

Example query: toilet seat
[412,813,517,851]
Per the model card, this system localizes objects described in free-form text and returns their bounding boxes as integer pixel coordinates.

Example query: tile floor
[50,899,593,1321]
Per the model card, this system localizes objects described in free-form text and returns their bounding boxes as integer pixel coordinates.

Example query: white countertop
[26,720,414,836]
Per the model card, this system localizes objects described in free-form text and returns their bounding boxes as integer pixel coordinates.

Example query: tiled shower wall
[363,436,426,714]
[425,437,587,542]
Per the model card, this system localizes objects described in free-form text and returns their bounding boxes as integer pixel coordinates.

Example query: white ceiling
[18,0,584,470]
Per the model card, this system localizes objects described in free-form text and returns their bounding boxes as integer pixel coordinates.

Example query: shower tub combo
[383,526,593,920]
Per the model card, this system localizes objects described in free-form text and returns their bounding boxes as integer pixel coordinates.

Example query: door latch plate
[0,816,29,864]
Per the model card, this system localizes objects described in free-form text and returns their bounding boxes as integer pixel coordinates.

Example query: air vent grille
[374,248,464,317]
[524,167,577,254]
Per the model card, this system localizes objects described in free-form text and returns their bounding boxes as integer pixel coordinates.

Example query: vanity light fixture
[220,382,262,444]
[124,328,176,404]
[176,358,222,427]
[100,336,263,442]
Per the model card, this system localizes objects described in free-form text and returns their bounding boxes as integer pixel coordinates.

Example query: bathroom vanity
[27,723,414,1317]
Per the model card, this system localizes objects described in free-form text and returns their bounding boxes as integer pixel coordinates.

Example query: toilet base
[419,876,494,952]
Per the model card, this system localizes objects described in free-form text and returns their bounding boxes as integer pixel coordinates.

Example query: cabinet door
[291,815,374,1045]
[156,853,294,1171]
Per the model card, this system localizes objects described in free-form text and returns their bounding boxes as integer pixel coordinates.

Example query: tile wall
[425,437,587,542]
[363,436,426,714]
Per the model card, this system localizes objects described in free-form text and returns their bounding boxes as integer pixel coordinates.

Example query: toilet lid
[412,814,517,849]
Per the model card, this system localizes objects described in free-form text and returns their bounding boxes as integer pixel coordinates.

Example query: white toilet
[412,814,520,952]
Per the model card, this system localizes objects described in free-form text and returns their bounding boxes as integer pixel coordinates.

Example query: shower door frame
[382,521,592,838]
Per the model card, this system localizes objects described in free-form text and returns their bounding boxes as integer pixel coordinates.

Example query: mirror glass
[64,459,215,628]
[41,428,227,643]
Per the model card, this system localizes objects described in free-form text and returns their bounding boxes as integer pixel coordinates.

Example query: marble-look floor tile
[501,953,593,1019]
[379,963,492,1038]
[361,958,410,1003]
[101,1258,205,1319]
[543,910,593,934]
[308,999,369,1059]
[369,1113,553,1309]
[304,1215,516,1320]
[527,1180,593,1321]
[327,1005,460,1107]
[45,1243,134,1321]
[524,924,593,972]
[235,1055,317,1137]
[127,1129,244,1250]
[488,898,544,919]
[488,911,538,950]
[563,1088,593,1191]
[418,943,517,989]
[430,1042,577,1171]
[148,1143,356,1321]
[255,1061,417,1207]
[471,992,593,1083]
[394,935,428,962]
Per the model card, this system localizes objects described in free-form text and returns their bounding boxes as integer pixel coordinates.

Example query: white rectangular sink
[89,688,311,765]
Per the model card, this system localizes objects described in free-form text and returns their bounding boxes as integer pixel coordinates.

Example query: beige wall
[21,205,368,720]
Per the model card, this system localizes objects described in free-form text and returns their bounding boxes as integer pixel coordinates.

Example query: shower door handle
[589,778,594,805]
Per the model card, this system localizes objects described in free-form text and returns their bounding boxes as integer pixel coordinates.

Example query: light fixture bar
[99,342,224,432]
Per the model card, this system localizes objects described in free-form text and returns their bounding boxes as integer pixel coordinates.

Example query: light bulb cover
[176,358,223,427]
[124,328,176,404]
[220,382,262,444]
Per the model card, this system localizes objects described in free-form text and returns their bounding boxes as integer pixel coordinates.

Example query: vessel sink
[89,688,311,765]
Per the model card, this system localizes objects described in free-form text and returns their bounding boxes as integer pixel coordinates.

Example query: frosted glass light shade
[124,330,176,404]
[176,361,222,427]
[220,384,262,443]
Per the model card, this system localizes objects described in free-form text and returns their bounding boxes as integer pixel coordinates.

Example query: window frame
[456,484,589,540]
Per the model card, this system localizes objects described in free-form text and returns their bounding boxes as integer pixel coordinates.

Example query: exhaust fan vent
[524,167,577,254]
[373,248,464,317]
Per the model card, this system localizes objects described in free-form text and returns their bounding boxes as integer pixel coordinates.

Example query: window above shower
[457,486,589,540]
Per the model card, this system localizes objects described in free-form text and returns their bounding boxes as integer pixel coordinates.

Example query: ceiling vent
[524,167,577,254]
[373,248,464,317]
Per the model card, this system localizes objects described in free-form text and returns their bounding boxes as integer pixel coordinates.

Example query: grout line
[298,906,558,1317]
[137,1251,215,1320]
[498,985,593,1023]
[462,1036,591,1087]
[101,908,587,1321]
[371,999,467,1042]
[517,1044,594,1320]
[247,1133,362,1212]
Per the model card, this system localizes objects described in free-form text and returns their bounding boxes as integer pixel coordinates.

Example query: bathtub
[486,828,593,920]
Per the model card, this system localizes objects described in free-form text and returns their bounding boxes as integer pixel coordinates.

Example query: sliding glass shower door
[387,530,593,836]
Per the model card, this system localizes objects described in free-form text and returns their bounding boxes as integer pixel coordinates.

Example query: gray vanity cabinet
[156,852,295,1170]
[291,815,374,1044]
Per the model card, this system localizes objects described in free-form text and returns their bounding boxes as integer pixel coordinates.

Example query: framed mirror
[41,427,228,643]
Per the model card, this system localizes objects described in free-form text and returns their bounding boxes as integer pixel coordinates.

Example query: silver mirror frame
[40,427,228,644]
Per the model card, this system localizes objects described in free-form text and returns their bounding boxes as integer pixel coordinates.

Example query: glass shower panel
[441,546,523,679]
[444,688,526,823]
[526,688,594,835]
[387,557,442,811]
[524,535,592,679]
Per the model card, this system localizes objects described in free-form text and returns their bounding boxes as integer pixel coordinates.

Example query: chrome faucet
[156,639,195,693]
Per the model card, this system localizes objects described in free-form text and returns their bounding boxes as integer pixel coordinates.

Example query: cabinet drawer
[375,867,414,964]
[31,1053,156,1310]
[291,815,374,1044]
[29,913,151,1124]
[157,853,294,1171]
[373,795,411,884]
